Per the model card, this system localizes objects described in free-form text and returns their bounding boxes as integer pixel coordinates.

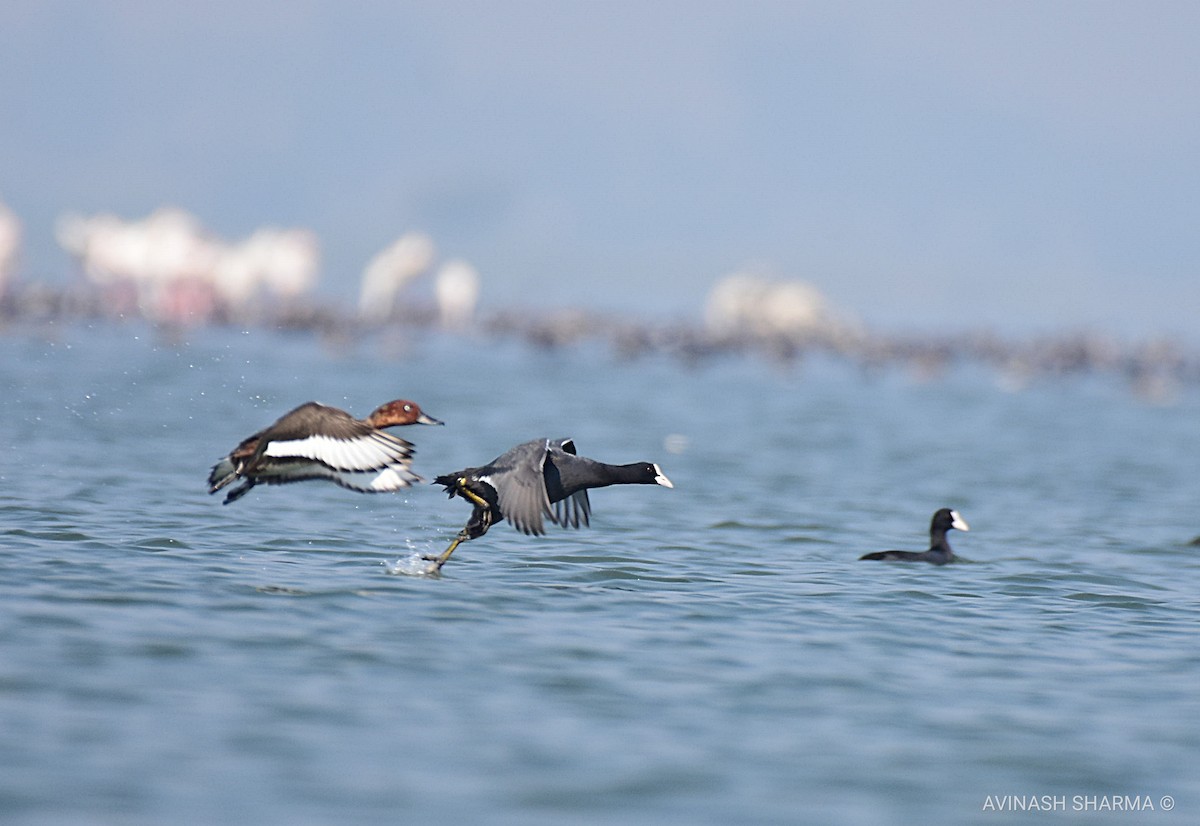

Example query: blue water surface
[1,322,1197,825]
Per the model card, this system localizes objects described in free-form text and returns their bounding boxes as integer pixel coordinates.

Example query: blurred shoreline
[3,280,1196,400]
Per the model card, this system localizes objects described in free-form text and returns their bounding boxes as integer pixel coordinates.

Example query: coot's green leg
[426,529,469,570]
[424,478,492,570]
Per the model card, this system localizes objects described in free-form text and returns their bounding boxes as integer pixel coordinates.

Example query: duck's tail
[208,457,237,493]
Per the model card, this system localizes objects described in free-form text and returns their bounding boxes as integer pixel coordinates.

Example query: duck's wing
[249,456,423,491]
[261,428,416,473]
[248,402,415,472]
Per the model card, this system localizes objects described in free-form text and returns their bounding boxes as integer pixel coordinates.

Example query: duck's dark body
[859,508,969,566]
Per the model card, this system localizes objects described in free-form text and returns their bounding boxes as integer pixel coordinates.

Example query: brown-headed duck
[208,399,442,504]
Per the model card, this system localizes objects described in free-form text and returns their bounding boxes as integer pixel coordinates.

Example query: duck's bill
[950,510,970,531]
[417,413,445,426]
[653,464,674,488]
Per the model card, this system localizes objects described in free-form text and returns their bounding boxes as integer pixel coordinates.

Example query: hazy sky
[3,1,1198,337]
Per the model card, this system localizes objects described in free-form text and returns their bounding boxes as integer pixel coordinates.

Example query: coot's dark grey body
[428,438,673,570]
[859,508,970,565]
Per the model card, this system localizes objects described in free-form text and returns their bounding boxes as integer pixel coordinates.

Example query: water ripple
[2,328,1200,825]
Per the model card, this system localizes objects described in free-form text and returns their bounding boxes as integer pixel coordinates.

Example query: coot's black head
[932,508,970,533]
[642,463,674,488]
[603,462,672,488]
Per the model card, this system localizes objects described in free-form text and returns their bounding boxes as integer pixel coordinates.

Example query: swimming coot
[859,508,970,565]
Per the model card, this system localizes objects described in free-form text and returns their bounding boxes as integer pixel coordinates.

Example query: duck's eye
[403,404,413,412]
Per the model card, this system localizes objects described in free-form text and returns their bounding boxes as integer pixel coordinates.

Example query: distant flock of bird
[52,208,481,329]
[1,203,838,346]
[2,202,1194,399]
[207,398,965,573]
[0,201,481,329]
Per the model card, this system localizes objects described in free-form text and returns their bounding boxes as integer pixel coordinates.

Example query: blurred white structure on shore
[358,232,435,322]
[0,200,21,300]
[56,207,319,325]
[705,268,856,344]
[56,207,218,322]
[434,259,480,329]
[213,228,320,320]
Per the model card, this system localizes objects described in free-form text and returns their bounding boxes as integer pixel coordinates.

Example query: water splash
[382,538,443,577]
[383,552,441,578]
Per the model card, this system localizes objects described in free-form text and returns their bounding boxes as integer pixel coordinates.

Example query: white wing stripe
[333,465,422,491]
[263,433,407,471]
